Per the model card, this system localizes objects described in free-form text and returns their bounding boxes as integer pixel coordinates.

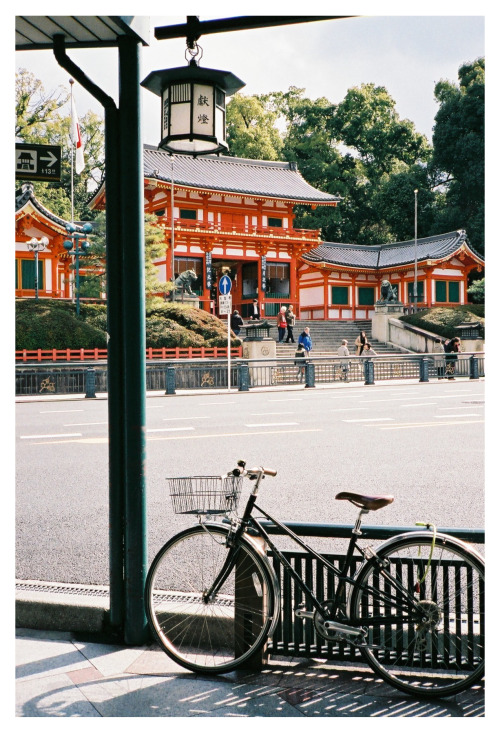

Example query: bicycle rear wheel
[146,524,275,673]
[350,534,484,698]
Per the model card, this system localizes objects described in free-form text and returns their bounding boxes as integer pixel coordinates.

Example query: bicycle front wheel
[146,524,276,673]
[350,534,484,698]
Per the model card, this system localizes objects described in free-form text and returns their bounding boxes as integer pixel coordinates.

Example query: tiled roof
[143,145,339,205]
[15,183,87,233]
[303,231,484,269]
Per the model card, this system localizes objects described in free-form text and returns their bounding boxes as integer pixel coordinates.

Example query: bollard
[238,362,250,391]
[305,362,315,388]
[364,359,374,385]
[419,356,429,382]
[165,366,176,394]
[85,367,97,398]
[469,354,479,380]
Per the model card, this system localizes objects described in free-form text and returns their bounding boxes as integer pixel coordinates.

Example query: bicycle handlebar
[229,461,277,479]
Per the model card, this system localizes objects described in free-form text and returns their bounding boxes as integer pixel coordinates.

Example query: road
[16,380,485,585]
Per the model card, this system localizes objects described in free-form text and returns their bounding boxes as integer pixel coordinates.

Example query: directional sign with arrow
[16,143,62,182]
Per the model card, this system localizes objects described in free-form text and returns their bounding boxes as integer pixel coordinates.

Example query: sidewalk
[15,582,485,718]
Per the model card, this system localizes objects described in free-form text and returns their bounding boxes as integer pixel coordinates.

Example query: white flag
[70,97,85,174]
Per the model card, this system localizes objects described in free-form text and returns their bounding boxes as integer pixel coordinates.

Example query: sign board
[219,293,232,315]
[205,252,213,290]
[16,143,62,182]
[261,255,267,291]
[218,274,232,295]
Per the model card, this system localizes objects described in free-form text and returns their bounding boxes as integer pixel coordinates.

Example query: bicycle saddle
[335,492,394,511]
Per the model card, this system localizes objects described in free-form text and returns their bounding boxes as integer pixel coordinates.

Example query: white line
[20,433,83,439]
[251,412,295,416]
[64,422,108,426]
[330,407,368,412]
[146,427,195,433]
[162,416,210,421]
[244,422,299,427]
[39,409,84,413]
[400,403,437,408]
[342,418,394,423]
[433,414,481,418]
[439,406,484,410]
[268,398,303,402]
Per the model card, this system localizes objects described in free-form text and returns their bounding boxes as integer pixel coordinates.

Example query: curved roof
[15,183,87,234]
[143,146,340,205]
[304,230,484,270]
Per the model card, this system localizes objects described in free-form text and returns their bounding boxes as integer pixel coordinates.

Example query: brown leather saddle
[335,492,394,511]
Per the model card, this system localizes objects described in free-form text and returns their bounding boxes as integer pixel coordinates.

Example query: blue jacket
[298,331,312,352]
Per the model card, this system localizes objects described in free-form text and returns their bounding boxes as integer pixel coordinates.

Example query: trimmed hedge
[15,299,242,350]
[399,305,485,340]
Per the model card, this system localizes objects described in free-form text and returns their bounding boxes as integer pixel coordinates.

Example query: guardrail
[15,352,485,397]
[15,346,243,362]
[261,521,484,663]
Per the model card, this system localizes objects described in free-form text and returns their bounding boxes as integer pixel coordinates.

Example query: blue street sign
[219,274,232,295]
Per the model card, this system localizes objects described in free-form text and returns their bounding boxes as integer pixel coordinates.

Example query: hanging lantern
[141,43,245,156]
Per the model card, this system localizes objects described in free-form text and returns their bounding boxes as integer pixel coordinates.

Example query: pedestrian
[230,309,244,336]
[434,338,445,379]
[276,306,287,342]
[250,298,260,320]
[298,326,312,354]
[294,343,307,381]
[285,305,296,343]
[444,337,461,379]
[363,342,377,356]
[337,339,350,381]
[355,330,367,356]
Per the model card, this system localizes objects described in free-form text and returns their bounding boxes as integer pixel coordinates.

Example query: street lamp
[63,222,92,316]
[413,188,418,314]
[26,236,49,300]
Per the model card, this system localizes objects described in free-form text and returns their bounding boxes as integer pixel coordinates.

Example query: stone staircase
[275,319,402,357]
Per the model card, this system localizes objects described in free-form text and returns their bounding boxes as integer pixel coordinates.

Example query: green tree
[16,68,105,221]
[431,58,484,252]
[226,93,283,160]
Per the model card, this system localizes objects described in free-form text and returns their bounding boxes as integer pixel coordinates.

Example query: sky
[14,8,486,147]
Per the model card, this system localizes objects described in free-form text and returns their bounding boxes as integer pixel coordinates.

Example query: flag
[70,96,85,174]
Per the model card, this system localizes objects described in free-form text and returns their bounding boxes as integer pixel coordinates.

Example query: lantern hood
[141,62,245,97]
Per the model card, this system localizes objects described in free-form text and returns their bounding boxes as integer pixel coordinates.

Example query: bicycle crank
[295,603,367,643]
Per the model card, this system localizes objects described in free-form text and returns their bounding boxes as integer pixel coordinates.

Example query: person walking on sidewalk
[298,326,312,354]
[285,305,296,343]
[434,338,446,379]
[337,339,350,381]
[277,306,287,342]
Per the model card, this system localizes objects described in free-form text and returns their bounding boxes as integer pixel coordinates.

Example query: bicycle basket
[167,475,243,515]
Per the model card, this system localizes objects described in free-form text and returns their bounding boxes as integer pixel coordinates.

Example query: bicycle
[145,461,485,699]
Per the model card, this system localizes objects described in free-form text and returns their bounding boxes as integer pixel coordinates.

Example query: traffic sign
[16,143,62,182]
[219,293,232,315]
[218,274,232,295]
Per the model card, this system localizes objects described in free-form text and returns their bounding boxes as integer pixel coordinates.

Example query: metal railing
[15,352,485,397]
[263,522,484,664]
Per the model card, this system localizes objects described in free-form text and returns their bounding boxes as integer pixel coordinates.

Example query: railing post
[305,361,315,388]
[165,366,176,394]
[419,356,429,382]
[364,358,375,385]
[85,367,97,398]
[469,354,479,380]
[238,362,250,391]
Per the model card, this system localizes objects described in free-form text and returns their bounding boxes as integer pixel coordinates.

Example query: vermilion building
[16,147,484,320]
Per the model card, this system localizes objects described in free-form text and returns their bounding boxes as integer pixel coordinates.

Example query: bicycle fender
[373,530,485,566]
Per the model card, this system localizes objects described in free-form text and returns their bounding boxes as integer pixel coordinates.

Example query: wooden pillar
[323,270,329,320]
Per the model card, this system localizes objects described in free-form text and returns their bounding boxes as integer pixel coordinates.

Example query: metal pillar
[118,35,148,645]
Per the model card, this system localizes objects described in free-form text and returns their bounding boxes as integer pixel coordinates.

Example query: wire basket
[167,475,243,515]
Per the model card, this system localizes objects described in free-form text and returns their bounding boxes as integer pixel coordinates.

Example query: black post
[305,362,315,388]
[85,367,96,398]
[165,366,176,394]
[419,356,429,382]
[238,362,250,391]
[469,354,479,380]
[364,359,375,385]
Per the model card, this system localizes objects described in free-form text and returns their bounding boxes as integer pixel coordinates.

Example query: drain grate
[16,581,109,598]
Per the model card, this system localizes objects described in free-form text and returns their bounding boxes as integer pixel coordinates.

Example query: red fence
[16,346,243,362]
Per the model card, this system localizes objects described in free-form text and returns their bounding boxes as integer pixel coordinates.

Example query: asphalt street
[16,380,485,585]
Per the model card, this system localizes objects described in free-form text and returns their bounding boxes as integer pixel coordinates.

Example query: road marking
[162,416,209,421]
[31,428,322,445]
[198,401,237,405]
[433,414,481,418]
[20,433,83,439]
[331,407,368,412]
[244,422,299,427]
[251,412,295,416]
[39,409,84,413]
[64,422,108,426]
[400,403,437,408]
[439,405,484,410]
[147,427,194,433]
[342,417,394,423]
[268,398,303,402]
[372,420,484,430]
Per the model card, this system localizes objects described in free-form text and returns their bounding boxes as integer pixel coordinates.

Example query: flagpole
[69,78,75,224]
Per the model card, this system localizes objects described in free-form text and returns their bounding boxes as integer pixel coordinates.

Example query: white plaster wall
[300,286,323,306]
